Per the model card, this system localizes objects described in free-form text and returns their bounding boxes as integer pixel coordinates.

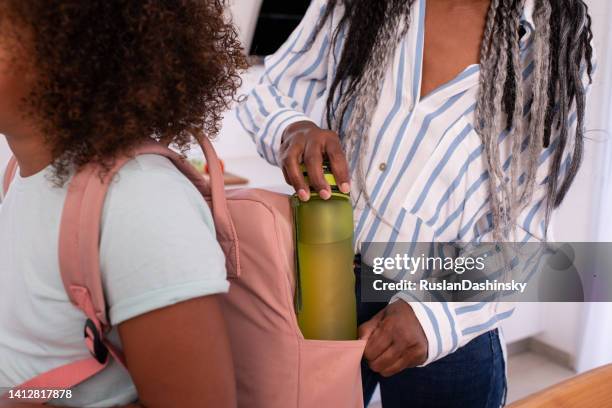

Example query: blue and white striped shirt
[236,0,592,365]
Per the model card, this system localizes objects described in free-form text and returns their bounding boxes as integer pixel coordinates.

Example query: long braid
[477,0,514,240]
[335,2,413,225]
[314,0,413,229]
[519,0,551,210]
[505,0,526,228]
[543,1,561,148]
[316,0,593,240]
[544,0,572,233]
[475,0,501,145]
[475,0,593,240]
[546,0,592,230]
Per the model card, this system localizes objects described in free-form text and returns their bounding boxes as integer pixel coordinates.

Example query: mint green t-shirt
[0,154,229,407]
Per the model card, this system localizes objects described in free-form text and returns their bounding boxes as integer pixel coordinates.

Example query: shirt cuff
[254,108,316,166]
[390,293,458,366]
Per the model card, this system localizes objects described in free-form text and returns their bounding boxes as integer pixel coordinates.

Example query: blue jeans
[356,268,507,408]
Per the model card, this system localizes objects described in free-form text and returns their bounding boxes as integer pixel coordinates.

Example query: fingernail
[319,189,331,200]
[340,182,350,194]
[297,189,310,201]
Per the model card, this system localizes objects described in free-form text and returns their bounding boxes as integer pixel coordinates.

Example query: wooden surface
[221,171,249,186]
[509,364,612,408]
[200,171,249,186]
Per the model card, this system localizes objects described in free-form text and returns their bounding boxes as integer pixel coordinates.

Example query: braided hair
[318,0,594,240]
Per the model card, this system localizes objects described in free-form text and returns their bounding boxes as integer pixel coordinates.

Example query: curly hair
[4,0,247,183]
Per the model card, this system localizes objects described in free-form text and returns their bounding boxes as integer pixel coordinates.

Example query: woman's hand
[280,121,351,201]
[359,300,428,377]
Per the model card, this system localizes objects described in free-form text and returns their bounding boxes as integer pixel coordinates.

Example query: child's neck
[4,125,53,177]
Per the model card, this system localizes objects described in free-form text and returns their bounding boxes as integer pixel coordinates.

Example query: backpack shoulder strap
[4,161,130,401]
[1,160,123,402]
[4,139,239,402]
[185,137,241,277]
[2,157,18,197]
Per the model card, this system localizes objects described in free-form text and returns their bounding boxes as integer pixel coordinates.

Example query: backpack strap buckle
[84,319,109,365]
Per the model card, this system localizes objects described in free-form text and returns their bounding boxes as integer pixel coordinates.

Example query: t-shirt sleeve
[0,165,5,203]
[0,159,9,203]
[99,155,229,326]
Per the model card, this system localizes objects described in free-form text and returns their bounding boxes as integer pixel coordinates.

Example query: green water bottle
[293,163,357,340]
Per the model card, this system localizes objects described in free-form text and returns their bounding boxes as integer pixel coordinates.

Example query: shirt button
[379,162,387,171]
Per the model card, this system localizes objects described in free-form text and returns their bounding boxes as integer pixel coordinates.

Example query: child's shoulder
[103,154,214,229]
[112,154,202,197]
[117,154,190,185]
[99,153,228,326]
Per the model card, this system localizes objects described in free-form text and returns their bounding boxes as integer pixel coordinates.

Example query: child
[0,1,246,407]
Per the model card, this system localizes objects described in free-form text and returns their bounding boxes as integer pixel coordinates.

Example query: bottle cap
[301,162,339,191]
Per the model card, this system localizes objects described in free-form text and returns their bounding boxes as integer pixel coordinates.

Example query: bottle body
[293,191,357,340]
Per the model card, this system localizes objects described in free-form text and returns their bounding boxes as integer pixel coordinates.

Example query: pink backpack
[1,139,366,407]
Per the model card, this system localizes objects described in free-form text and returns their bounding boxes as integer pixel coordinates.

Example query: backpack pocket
[298,338,366,408]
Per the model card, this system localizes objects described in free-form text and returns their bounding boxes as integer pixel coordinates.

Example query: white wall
[535,303,583,357]
[576,303,612,372]
[573,0,612,373]
[500,303,542,344]
[226,0,263,53]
